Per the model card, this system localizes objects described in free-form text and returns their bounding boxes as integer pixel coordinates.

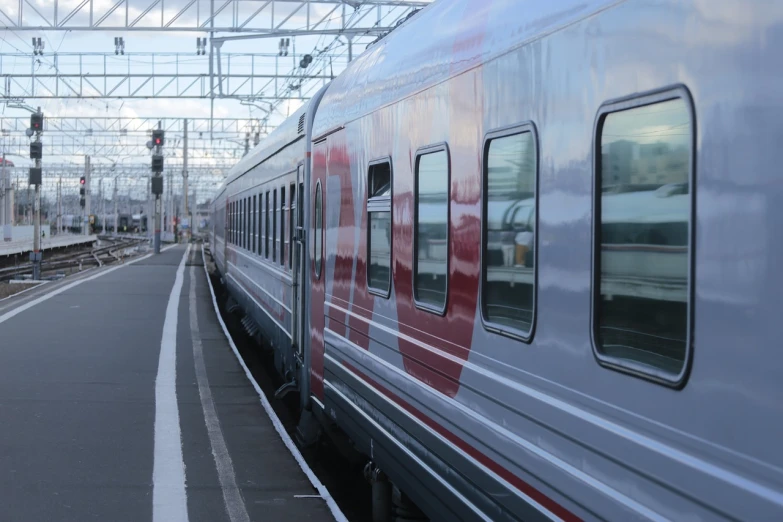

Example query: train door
[309,139,328,400]
[292,165,306,361]
[223,199,229,270]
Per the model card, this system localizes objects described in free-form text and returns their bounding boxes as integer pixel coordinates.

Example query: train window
[289,183,295,270]
[280,187,288,266]
[414,146,449,313]
[314,181,323,279]
[273,189,278,262]
[367,160,392,297]
[482,126,538,339]
[253,195,257,254]
[265,191,270,258]
[593,90,693,385]
[244,197,248,250]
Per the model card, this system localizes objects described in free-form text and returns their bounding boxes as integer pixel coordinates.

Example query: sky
[0,0,432,200]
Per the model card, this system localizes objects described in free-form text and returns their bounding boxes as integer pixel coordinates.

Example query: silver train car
[210,0,783,519]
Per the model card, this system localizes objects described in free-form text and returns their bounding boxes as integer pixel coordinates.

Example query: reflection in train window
[253,195,257,254]
[280,187,288,266]
[289,183,295,270]
[314,181,323,279]
[265,191,270,258]
[595,96,692,381]
[414,147,449,312]
[273,190,278,262]
[367,160,392,296]
[482,129,537,337]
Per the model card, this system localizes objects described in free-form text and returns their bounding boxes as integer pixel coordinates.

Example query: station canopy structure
[0,0,432,211]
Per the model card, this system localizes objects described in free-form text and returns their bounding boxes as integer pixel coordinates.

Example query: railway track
[0,237,147,282]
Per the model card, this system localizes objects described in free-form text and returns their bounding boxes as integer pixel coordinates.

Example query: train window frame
[412,143,451,316]
[253,194,257,254]
[590,85,696,389]
[366,157,393,298]
[279,183,288,268]
[273,189,278,262]
[314,180,323,280]
[289,182,296,270]
[265,191,270,259]
[479,122,539,343]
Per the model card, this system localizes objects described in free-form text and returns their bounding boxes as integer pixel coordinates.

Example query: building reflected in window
[415,150,449,310]
[483,131,536,335]
[368,161,392,295]
[596,97,692,377]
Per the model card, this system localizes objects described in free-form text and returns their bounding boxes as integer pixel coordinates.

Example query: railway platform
[0,234,98,258]
[0,244,340,522]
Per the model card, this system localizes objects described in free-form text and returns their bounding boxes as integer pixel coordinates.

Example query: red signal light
[80,176,85,185]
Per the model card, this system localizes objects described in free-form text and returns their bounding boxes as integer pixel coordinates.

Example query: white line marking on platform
[201,246,349,522]
[188,250,250,522]
[152,244,191,522]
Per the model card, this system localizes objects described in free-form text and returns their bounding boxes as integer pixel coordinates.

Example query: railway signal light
[30,111,43,132]
[151,175,163,195]
[151,154,164,173]
[28,167,42,185]
[80,176,85,185]
[152,129,164,147]
[30,141,42,159]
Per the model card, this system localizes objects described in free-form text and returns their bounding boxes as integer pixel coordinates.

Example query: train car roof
[218,101,310,193]
[312,0,622,138]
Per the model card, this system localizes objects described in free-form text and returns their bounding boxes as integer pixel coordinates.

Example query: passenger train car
[210,0,783,519]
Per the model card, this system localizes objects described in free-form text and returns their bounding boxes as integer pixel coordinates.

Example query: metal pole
[32,114,42,280]
[84,155,91,235]
[183,118,189,243]
[154,121,161,254]
[100,176,105,234]
[57,177,62,236]
[113,179,118,236]
[1,152,7,241]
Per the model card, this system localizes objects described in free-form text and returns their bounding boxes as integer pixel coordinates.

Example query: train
[209,0,783,520]
[55,213,147,234]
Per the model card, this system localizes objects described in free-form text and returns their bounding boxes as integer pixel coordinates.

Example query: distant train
[54,213,147,234]
[210,0,783,520]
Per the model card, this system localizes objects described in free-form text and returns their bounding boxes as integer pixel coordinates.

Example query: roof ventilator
[297,113,306,135]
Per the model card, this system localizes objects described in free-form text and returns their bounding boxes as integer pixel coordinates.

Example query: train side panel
[312,0,783,520]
